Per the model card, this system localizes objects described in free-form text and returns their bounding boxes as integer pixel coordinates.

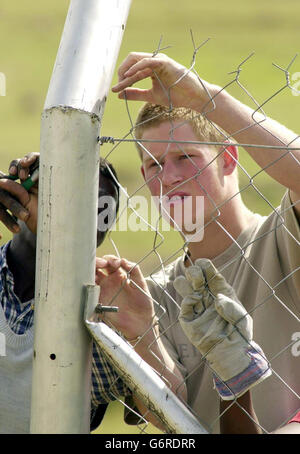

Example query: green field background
[0,0,300,434]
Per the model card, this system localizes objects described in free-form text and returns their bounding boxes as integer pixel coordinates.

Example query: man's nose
[160,159,184,187]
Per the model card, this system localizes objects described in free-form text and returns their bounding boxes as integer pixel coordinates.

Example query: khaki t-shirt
[147,191,300,433]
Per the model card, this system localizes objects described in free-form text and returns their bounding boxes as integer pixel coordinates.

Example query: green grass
[1,0,299,433]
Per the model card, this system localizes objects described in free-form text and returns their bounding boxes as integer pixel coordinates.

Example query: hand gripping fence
[84,285,207,434]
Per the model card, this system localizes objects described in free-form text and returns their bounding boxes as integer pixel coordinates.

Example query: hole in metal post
[50,353,56,360]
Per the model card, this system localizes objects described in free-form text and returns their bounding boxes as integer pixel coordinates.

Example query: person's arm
[0,153,39,302]
[220,392,262,434]
[95,255,187,430]
[272,411,300,434]
[200,87,300,217]
[173,258,271,434]
[112,52,300,218]
[90,404,108,432]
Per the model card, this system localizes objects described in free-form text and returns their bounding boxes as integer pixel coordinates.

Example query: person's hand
[95,255,157,342]
[112,52,215,111]
[8,152,39,183]
[0,152,39,236]
[174,258,272,400]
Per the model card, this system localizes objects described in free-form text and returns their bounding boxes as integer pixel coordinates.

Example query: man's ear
[140,165,145,180]
[222,144,238,175]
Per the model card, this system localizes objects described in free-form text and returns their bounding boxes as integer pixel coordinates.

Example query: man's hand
[174,258,272,400]
[112,52,214,111]
[95,255,157,341]
[95,254,188,430]
[8,152,39,182]
[0,152,39,236]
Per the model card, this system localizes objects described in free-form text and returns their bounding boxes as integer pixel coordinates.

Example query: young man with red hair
[94,52,299,433]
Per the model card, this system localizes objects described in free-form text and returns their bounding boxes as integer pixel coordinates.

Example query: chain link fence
[93,39,300,434]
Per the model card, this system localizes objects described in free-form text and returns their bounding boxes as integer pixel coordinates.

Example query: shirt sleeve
[0,242,13,293]
[0,242,20,303]
[276,190,300,305]
[91,341,132,406]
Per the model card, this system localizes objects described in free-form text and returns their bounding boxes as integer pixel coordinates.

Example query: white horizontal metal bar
[85,315,208,434]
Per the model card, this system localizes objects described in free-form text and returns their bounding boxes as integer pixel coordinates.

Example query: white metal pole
[30,0,131,434]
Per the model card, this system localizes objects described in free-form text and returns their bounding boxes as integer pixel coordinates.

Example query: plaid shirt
[0,242,131,407]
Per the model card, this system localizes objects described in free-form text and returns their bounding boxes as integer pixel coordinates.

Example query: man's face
[141,121,225,236]
[97,173,118,247]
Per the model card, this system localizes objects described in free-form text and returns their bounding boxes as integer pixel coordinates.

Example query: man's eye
[180,154,197,161]
[148,161,160,168]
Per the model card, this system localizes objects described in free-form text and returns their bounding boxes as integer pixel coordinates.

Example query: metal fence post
[30,0,131,434]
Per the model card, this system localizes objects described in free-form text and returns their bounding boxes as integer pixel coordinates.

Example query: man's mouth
[165,192,190,204]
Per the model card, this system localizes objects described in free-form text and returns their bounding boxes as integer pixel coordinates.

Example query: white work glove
[173,258,272,400]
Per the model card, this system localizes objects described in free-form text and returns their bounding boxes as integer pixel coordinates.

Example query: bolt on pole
[30,0,131,434]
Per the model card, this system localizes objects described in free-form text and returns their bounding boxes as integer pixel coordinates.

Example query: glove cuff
[213,344,272,400]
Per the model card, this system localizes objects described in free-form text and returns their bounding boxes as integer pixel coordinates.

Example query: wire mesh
[94,37,300,434]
